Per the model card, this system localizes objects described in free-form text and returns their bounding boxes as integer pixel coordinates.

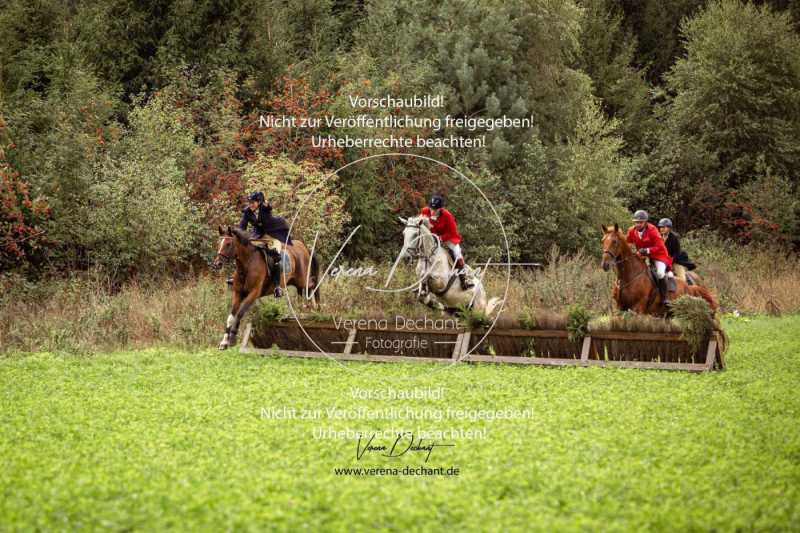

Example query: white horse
[393,215,501,315]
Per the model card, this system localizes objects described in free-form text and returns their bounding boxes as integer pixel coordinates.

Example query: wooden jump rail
[239,322,725,372]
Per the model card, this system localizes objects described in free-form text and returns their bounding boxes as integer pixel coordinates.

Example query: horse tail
[310,253,321,304]
[486,297,502,317]
[688,285,718,312]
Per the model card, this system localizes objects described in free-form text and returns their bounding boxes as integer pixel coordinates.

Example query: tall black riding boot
[268,250,283,298]
[658,277,671,306]
[455,258,474,290]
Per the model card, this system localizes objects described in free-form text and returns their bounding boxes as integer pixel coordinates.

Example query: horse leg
[229,289,261,344]
[418,290,444,311]
[470,286,487,312]
[309,253,321,308]
[219,292,242,350]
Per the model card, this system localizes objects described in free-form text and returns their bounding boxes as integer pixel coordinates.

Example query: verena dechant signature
[356,432,455,463]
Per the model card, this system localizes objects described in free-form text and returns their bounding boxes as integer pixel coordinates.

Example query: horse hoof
[219,342,229,350]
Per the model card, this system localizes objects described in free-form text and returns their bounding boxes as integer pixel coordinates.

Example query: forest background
[2,0,800,347]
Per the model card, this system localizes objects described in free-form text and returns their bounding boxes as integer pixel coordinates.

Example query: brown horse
[213,226,320,350]
[600,224,717,316]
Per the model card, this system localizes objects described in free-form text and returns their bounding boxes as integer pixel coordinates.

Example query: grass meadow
[1,314,798,531]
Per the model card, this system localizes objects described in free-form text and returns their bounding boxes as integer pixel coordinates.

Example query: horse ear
[398,217,407,225]
[601,224,608,233]
[218,225,225,236]
[614,223,619,232]
[225,226,233,236]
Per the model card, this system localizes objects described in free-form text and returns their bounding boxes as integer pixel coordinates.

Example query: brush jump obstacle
[239,319,725,372]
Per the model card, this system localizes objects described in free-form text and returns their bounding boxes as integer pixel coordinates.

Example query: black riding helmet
[247,191,265,204]
[428,195,444,209]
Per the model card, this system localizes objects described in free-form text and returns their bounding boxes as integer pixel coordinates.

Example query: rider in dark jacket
[658,218,695,281]
[234,192,292,297]
[239,194,292,246]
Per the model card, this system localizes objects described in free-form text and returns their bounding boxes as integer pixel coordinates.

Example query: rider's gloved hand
[638,248,649,255]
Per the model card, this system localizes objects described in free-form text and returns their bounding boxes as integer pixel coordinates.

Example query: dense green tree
[576,0,654,153]
[80,95,202,277]
[499,99,634,261]
[618,0,706,83]
[2,0,799,276]
[634,0,800,243]
[667,0,800,185]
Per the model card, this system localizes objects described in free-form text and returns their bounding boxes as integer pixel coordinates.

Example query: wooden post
[239,323,253,353]
[715,332,726,370]
[343,328,358,355]
[704,334,719,371]
[580,336,592,365]
[454,331,471,361]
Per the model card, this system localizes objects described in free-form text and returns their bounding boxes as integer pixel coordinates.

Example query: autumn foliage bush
[0,120,50,272]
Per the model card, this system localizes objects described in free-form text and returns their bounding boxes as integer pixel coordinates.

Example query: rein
[405,222,459,297]
[216,236,270,276]
[604,249,648,289]
[404,222,441,259]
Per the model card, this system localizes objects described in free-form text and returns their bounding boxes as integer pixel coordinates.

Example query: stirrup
[274,287,283,298]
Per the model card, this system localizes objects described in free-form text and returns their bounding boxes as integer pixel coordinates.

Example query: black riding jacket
[239,203,292,244]
[664,232,694,270]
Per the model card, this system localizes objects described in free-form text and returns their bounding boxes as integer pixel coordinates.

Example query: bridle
[603,239,647,289]
[602,248,627,266]
[404,221,441,260]
[215,236,235,264]
[403,220,447,295]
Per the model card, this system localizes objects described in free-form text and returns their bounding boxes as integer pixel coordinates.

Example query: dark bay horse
[213,226,320,350]
[600,224,717,316]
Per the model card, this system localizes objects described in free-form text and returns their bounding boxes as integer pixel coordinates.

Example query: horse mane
[615,230,633,255]
[231,227,252,244]
[407,215,431,229]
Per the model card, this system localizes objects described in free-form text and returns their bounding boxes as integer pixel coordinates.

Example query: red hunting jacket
[420,207,462,244]
[626,223,672,268]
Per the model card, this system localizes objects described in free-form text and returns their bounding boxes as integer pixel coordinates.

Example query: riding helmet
[632,210,649,222]
[428,195,444,209]
[658,218,673,228]
[247,191,265,204]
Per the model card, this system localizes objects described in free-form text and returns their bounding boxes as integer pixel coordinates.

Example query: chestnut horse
[213,226,320,350]
[600,224,717,316]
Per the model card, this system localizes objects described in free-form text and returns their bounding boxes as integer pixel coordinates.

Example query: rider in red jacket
[626,210,674,305]
[420,195,473,290]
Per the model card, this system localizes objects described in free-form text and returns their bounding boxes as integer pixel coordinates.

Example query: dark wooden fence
[240,320,725,372]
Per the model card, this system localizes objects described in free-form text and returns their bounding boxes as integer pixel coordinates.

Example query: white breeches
[444,242,463,262]
[653,260,667,279]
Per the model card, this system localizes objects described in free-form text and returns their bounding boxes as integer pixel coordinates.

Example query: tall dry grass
[682,231,800,315]
[1,238,797,354]
[0,272,229,353]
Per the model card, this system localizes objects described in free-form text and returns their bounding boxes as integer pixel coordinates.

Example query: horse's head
[213,225,237,269]
[600,223,626,271]
[398,216,433,259]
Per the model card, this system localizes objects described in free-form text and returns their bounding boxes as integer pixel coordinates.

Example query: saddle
[647,264,677,292]
[425,245,475,296]
[252,238,293,275]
